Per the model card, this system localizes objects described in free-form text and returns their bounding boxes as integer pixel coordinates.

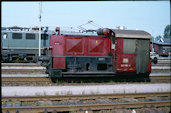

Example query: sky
[1,1,170,37]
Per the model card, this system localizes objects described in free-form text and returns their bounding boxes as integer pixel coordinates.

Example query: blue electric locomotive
[1,26,52,62]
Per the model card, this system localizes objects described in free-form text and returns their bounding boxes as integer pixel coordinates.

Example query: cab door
[136,39,149,74]
[116,38,136,73]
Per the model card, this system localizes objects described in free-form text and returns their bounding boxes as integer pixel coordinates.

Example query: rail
[2,92,170,113]
[1,75,171,86]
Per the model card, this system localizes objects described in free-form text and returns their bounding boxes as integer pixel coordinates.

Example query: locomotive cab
[111,29,152,78]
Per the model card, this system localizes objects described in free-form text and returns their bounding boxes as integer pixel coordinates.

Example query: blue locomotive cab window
[41,34,48,40]
[12,33,22,39]
[123,39,136,54]
[26,33,35,40]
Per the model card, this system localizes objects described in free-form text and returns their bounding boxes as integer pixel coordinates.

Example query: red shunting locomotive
[39,27,152,82]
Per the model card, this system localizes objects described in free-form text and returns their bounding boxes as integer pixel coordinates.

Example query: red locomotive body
[40,28,152,82]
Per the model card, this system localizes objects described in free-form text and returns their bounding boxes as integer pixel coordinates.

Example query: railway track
[2,77,52,86]
[2,61,170,113]
[1,63,42,67]
[1,60,171,74]
[1,63,46,74]
[150,76,171,83]
[1,75,170,86]
[2,92,170,113]
[1,61,170,85]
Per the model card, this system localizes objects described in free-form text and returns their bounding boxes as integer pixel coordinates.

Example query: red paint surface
[147,41,152,73]
[154,44,159,53]
[87,37,110,55]
[50,35,64,56]
[64,37,85,55]
[147,58,151,73]
[53,57,66,69]
[115,38,136,73]
[111,39,116,72]
[49,35,110,57]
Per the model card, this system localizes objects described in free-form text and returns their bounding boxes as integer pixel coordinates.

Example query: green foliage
[155,35,162,41]
[163,25,171,39]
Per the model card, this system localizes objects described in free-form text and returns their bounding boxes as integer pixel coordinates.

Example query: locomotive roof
[1,29,54,34]
[111,29,151,39]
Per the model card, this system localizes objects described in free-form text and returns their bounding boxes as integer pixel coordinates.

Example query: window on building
[123,39,136,54]
[26,33,35,40]
[12,33,22,39]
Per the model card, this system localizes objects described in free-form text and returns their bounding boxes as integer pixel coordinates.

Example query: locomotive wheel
[142,74,151,82]
[49,68,55,83]
[49,71,57,83]
[45,66,49,74]
[49,70,62,83]
[51,77,58,83]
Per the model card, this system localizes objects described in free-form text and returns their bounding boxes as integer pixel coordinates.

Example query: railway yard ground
[1,73,171,86]
[2,92,171,113]
[2,58,171,74]
[1,58,171,113]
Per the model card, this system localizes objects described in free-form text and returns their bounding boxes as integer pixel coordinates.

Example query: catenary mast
[38,2,42,56]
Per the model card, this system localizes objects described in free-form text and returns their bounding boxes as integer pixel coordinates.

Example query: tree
[155,35,162,41]
[163,25,171,39]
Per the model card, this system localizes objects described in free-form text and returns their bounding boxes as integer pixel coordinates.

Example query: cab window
[26,33,35,40]
[12,33,22,39]
[123,39,136,54]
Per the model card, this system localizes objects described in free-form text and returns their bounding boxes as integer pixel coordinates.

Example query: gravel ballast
[2,83,170,97]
